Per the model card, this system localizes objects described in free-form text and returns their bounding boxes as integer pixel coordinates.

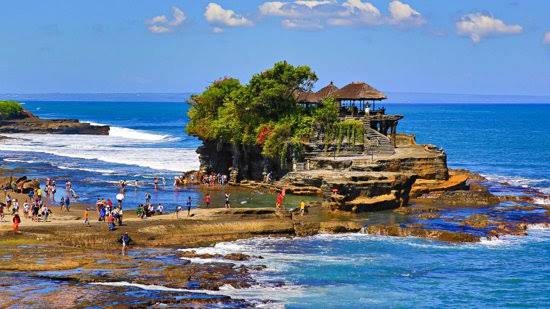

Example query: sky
[1,0,550,96]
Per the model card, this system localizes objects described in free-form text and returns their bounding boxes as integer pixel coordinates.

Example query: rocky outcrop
[0,111,109,135]
[434,190,500,207]
[281,170,417,212]
[365,224,480,243]
[410,171,469,198]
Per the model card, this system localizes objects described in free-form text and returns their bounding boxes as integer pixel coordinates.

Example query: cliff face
[197,141,288,180]
[0,110,109,135]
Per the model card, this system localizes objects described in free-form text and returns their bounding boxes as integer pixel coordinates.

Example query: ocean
[1,100,549,307]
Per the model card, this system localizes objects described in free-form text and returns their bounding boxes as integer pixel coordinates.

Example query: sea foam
[0,132,199,172]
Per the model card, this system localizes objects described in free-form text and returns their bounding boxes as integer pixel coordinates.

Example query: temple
[296,81,403,157]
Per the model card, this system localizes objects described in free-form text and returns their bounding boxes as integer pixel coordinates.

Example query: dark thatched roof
[295,91,319,104]
[315,82,339,100]
[331,82,386,101]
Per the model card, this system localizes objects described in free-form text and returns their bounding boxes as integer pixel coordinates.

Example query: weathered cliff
[196,140,287,181]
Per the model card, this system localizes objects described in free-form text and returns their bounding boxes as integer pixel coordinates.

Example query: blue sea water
[1,100,549,307]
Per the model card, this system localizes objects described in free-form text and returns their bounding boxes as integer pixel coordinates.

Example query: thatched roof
[295,91,319,104]
[331,82,386,101]
[315,81,339,100]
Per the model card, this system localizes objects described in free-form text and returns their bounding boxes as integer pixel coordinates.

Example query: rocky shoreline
[1,171,549,306]
[0,107,109,135]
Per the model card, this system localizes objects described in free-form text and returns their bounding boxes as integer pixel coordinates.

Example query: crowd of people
[2,173,309,252]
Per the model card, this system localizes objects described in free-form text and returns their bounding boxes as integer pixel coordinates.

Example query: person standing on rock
[204,193,211,207]
[224,193,231,209]
[83,208,90,226]
[186,197,192,216]
[118,232,133,255]
[154,177,159,191]
[300,200,306,216]
[12,213,21,233]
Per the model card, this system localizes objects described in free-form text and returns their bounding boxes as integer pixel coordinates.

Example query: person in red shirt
[204,193,211,207]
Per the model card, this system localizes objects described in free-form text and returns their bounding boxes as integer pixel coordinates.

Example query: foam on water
[0,133,199,172]
[92,281,304,305]
[87,121,176,141]
[483,173,550,194]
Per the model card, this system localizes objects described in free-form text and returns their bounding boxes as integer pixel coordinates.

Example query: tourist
[31,202,39,222]
[96,198,103,219]
[6,194,12,211]
[118,232,133,255]
[147,204,154,217]
[99,205,106,222]
[28,188,34,200]
[59,196,66,212]
[119,180,126,193]
[300,200,306,216]
[204,193,211,207]
[115,207,123,226]
[52,180,57,199]
[186,197,192,216]
[116,192,124,208]
[41,205,51,222]
[12,199,19,215]
[176,205,182,219]
[36,187,42,200]
[65,196,71,212]
[0,203,5,222]
[23,200,30,219]
[154,177,159,190]
[83,208,90,226]
[107,212,116,231]
[275,192,283,209]
[137,204,145,219]
[156,203,164,215]
[145,192,151,205]
[224,193,231,209]
[65,180,72,192]
[12,214,21,233]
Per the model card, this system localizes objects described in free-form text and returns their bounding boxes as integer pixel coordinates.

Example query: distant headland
[0,100,109,135]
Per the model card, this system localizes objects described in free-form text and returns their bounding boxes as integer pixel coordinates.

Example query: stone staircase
[363,127,395,155]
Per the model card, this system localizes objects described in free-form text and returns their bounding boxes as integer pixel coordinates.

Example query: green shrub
[0,101,23,120]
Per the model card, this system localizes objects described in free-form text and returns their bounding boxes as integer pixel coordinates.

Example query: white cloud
[149,25,171,34]
[456,13,522,43]
[544,32,550,45]
[205,3,253,27]
[259,0,424,30]
[170,7,186,27]
[213,27,225,33]
[331,0,382,26]
[282,18,323,30]
[388,0,425,26]
[295,0,334,9]
[147,15,168,24]
[146,7,186,34]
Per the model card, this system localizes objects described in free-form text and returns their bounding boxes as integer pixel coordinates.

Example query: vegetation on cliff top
[186,62,361,164]
[0,101,24,120]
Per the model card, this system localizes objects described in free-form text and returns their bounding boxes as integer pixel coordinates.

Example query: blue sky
[1,0,550,96]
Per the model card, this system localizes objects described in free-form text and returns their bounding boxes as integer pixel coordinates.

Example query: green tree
[0,101,23,120]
